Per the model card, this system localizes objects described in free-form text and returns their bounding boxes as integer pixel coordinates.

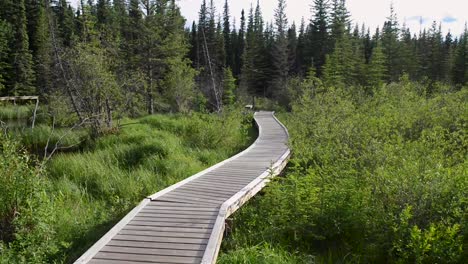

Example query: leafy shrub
[0,134,63,263]
[221,82,467,263]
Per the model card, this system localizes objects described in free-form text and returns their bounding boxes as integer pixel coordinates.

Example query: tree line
[0,0,467,126]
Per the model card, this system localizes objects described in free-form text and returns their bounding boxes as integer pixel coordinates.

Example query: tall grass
[0,110,254,263]
[0,104,34,120]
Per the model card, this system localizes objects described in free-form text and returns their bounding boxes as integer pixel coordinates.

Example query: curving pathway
[75,111,290,264]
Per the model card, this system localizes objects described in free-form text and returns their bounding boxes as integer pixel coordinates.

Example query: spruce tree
[381,4,401,81]
[56,0,75,46]
[296,18,306,76]
[366,41,387,89]
[271,0,289,100]
[0,20,11,93]
[287,23,298,75]
[3,0,36,95]
[453,27,467,85]
[223,0,232,68]
[222,67,236,106]
[233,9,245,77]
[309,0,329,74]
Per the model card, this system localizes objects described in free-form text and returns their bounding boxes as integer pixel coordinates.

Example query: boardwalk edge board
[74,112,290,264]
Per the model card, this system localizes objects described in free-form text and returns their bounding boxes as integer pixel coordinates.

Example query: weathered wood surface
[0,96,39,101]
[75,111,290,264]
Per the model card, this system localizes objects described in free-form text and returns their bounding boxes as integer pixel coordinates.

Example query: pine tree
[366,40,387,89]
[0,20,11,93]
[308,0,329,74]
[287,23,297,75]
[271,0,289,100]
[189,21,198,67]
[427,22,443,82]
[322,33,353,87]
[381,4,401,81]
[233,9,245,77]
[223,0,232,69]
[56,0,76,46]
[453,27,467,85]
[30,0,52,95]
[296,18,306,76]
[330,0,349,48]
[2,0,36,95]
[222,67,236,106]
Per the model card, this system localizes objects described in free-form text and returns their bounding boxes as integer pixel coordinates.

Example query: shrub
[221,83,467,263]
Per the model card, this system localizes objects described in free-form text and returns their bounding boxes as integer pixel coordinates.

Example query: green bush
[221,83,467,263]
[0,134,63,263]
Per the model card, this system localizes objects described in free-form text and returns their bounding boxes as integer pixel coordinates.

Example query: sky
[70,0,468,36]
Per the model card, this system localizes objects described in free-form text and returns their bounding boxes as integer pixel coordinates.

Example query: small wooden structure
[75,111,290,264]
[0,96,40,128]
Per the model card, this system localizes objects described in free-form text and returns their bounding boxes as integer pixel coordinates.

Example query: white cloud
[69,0,467,36]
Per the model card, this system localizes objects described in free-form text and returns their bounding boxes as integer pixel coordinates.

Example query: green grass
[0,104,34,121]
[0,110,254,263]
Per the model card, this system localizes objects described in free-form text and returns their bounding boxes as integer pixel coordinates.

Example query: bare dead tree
[201,28,222,112]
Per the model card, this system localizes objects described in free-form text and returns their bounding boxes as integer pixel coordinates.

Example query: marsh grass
[0,104,34,121]
[0,110,253,263]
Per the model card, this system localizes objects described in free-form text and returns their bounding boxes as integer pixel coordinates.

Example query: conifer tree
[233,9,245,77]
[222,67,236,106]
[309,0,329,74]
[0,20,11,93]
[366,40,387,89]
[2,0,36,95]
[287,23,298,75]
[56,0,76,46]
[223,0,232,69]
[271,0,289,100]
[330,0,349,48]
[381,4,401,81]
[453,27,467,85]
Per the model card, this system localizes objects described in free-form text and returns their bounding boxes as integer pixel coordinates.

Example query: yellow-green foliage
[221,82,467,263]
[0,110,253,263]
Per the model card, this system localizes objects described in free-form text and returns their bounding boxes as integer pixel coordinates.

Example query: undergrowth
[0,110,253,263]
[220,81,467,263]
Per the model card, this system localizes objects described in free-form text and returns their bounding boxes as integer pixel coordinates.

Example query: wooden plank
[124,225,212,234]
[113,234,208,245]
[155,197,222,206]
[145,203,219,210]
[101,245,204,257]
[132,216,215,224]
[139,209,218,216]
[119,229,211,239]
[136,212,216,220]
[94,252,201,264]
[128,220,214,229]
[0,96,39,101]
[158,194,227,204]
[175,187,237,196]
[107,240,207,251]
[183,181,246,189]
[163,190,231,200]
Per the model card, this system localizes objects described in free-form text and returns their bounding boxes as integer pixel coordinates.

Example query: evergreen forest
[0,0,466,263]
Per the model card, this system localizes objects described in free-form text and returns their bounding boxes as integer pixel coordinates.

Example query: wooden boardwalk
[75,112,290,264]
